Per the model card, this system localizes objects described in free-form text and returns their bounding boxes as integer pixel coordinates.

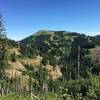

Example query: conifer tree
[11,51,16,62]
[0,14,7,95]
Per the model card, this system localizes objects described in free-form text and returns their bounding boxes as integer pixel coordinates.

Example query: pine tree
[11,51,16,62]
[0,14,7,95]
[0,15,7,79]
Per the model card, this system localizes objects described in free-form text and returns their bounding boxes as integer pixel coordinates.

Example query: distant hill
[1,30,100,99]
[19,30,98,58]
[6,30,100,80]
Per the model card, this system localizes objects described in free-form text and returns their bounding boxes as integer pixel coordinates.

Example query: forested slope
[1,26,100,100]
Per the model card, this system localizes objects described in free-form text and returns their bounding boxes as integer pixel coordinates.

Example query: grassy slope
[5,47,62,84]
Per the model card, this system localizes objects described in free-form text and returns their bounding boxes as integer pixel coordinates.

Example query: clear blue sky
[0,0,100,40]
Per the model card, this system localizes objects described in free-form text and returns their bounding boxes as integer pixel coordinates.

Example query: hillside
[20,30,96,58]
[6,30,100,79]
[1,30,100,100]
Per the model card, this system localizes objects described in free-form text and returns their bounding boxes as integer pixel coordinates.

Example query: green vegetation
[0,94,29,100]
[0,15,100,99]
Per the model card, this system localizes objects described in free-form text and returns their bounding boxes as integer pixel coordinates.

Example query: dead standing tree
[77,46,80,79]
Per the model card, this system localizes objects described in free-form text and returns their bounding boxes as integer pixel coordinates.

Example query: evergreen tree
[0,15,7,79]
[11,51,17,62]
[0,14,8,95]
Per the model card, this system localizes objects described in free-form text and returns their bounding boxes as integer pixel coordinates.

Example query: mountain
[19,30,97,58]
[1,30,100,99]
[7,30,100,78]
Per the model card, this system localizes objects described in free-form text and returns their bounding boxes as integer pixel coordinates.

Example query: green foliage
[72,35,95,49]
[45,92,58,100]
[86,76,100,100]
[1,20,100,100]
[10,51,17,62]
[0,93,40,100]
[92,63,100,75]
[0,15,8,80]
[7,39,18,48]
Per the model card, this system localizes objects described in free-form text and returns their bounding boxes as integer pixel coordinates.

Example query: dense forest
[0,15,100,100]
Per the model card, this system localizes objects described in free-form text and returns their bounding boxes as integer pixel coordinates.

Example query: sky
[0,0,100,40]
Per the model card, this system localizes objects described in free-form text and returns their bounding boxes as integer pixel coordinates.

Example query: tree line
[0,15,100,100]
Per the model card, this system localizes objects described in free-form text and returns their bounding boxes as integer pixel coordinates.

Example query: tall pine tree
[0,14,7,81]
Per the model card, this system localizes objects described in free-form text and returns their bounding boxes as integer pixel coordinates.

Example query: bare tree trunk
[77,46,80,79]
[1,84,4,96]
[6,87,9,95]
[69,54,71,80]
[29,74,33,99]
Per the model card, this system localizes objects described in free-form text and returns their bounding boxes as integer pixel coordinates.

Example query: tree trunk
[29,74,33,99]
[77,46,80,78]
[1,84,4,96]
